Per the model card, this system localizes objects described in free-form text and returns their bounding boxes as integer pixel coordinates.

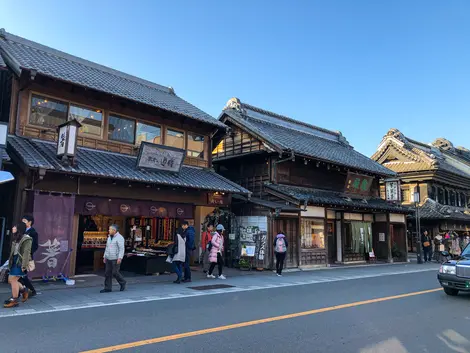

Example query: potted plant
[239,258,251,271]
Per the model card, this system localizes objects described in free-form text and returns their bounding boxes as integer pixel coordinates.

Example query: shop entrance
[343,221,372,263]
[75,214,185,275]
[273,218,299,268]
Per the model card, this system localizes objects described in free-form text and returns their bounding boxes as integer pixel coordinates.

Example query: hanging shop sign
[344,172,373,196]
[75,196,193,219]
[136,142,185,173]
[208,192,230,206]
[385,179,401,202]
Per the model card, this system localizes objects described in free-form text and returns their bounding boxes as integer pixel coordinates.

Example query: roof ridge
[245,114,343,145]
[1,30,171,94]
[241,102,340,138]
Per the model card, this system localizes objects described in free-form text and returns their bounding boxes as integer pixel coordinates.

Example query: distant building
[372,129,470,250]
[213,98,410,269]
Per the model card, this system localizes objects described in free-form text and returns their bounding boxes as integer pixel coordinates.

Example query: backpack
[275,237,286,253]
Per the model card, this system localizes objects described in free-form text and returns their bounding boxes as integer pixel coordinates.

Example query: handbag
[423,241,430,247]
[27,260,35,272]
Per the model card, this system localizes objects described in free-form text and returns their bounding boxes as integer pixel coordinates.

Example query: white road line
[0,267,439,318]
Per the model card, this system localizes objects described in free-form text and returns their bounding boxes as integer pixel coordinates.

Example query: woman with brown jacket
[4,223,32,308]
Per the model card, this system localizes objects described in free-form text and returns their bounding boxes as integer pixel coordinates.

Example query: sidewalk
[0,256,416,295]
[0,262,439,318]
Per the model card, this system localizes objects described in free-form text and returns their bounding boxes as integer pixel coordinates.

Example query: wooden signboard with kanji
[344,172,373,196]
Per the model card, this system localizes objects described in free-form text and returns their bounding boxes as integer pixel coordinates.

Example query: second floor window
[69,104,102,136]
[187,133,204,159]
[30,95,67,128]
[166,129,184,149]
[108,115,136,144]
[136,122,161,145]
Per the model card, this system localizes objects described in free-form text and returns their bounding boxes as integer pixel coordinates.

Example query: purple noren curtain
[31,194,75,278]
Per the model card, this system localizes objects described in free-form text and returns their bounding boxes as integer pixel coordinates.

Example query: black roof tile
[266,183,411,213]
[418,198,470,221]
[222,103,395,177]
[0,30,225,128]
[7,135,249,194]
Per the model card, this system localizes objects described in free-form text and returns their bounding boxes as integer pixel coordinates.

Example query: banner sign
[32,193,75,278]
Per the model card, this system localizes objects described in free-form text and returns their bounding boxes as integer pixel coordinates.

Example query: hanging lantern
[57,119,81,164]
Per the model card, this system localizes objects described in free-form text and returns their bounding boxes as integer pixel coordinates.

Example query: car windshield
[461,244,470,258]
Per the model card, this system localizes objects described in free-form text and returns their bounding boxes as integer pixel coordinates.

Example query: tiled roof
[373,129,470,179]
[222,101,395,177]
[266,183,411,213]
[232,194,300,212]
[0,52,6,69]
[418,198,470,221]
[7,135,249,194]
[0,30,225,128]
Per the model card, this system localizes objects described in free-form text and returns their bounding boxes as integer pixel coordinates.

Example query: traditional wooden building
[213,98,409,269]
[0,30,249,276]
[372,129,470,248]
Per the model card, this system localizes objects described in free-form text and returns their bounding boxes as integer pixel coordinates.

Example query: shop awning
[7,135,250,194]
[232,194,300,212]
[265,183,411,213]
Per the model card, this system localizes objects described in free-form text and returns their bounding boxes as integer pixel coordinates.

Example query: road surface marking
[80,288,442,353]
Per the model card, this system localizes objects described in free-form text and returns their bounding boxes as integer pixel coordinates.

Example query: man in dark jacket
[20,215,38,296]
[181,221,195,283]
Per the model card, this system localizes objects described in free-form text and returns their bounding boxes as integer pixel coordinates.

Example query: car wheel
[443,287,459,296]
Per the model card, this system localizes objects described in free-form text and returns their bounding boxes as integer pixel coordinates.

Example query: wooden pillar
[386,213,392,263]
[69,213,79,276]
[298,211,302,267]
[404,219,409,263]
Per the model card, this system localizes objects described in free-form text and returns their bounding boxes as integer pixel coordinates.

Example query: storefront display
[301,219,325,249]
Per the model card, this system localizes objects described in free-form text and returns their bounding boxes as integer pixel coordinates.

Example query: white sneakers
[276,273,282,277]
[207,274,226,280]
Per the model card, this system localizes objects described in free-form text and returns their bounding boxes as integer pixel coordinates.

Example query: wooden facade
[372,129,470,248]
[0,32,248,276]
[214,99,409,269]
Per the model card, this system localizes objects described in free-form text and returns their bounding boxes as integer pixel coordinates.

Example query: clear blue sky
[2,1,470,157]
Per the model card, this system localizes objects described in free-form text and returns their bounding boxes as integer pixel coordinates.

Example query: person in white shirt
[101,224,126,293]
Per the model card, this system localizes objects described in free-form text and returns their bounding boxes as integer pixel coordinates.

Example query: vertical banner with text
[32,193,75,278]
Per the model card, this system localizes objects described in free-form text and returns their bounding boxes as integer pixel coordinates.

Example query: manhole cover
[188,284,235,291]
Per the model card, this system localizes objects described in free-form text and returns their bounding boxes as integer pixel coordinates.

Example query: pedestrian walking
[207,224,226,280]
[19,215,38,297]
[101,224,126,293]
[181,221,195,283]
[172,229,186,284]
[274,231,288,276]
[201,224,214,273]
[4,223,32,308]
[421,230,432,263]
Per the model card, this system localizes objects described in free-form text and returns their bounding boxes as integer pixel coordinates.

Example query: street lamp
[414,189,423,264]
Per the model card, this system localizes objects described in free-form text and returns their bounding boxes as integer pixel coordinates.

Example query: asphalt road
[0,270,468,353]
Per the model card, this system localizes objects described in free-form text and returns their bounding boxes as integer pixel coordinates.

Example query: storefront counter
[122,253,173,275]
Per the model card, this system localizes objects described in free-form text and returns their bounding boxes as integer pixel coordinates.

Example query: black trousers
[275,252,286,274]
[209,253,224,276]
[104,260,126,291]
[423,247,432,262]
